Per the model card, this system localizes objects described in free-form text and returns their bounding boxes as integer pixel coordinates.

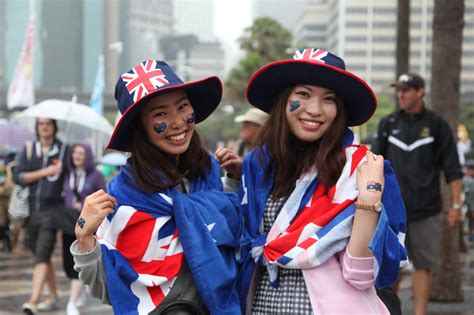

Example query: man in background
[233,108,269,157]
[373,73,463,315]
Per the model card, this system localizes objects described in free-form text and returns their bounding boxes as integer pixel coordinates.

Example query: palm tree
[396,0,410,79]
[430,0,465,301]
[225,17,292,105]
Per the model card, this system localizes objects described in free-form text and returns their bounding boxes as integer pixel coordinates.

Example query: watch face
[374,202,383,212]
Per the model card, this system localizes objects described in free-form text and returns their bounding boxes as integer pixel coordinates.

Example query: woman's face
[285,85,338,142]
[140,90,195,156]
[72,145,86,168]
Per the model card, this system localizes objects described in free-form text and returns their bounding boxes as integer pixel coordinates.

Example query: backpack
[8,141,33,220]
[0,160,15,198]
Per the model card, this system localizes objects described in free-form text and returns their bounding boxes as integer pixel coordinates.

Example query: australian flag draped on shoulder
[237,129,408,305]
[96,156,242,314]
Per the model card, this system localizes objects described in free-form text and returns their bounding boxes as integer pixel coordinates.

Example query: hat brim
[106,76,222,151]
[234,115,262,125]
[390,82,418,89]
[246,60,377,126]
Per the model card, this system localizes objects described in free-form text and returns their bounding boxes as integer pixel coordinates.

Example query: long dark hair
[128,116,211,192]
[258,87,348,198]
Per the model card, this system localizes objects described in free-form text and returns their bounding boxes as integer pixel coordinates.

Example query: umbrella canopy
[12,99,114,155]
[99,152,128,166]
[0,120,35,150]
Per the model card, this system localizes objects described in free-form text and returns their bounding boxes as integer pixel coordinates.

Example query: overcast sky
[213,0,253,74]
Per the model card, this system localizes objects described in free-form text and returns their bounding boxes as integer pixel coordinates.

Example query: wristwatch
[355,201,383,213]
[452,203,462,210]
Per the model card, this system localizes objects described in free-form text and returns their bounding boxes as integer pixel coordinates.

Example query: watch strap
[355,202,382,212]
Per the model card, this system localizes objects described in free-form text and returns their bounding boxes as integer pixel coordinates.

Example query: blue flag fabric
[98,156,242,314]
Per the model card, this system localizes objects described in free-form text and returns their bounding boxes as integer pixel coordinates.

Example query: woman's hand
[215,147,243,180]
[356,151,384,205]
[75,189,117,253]
[349,151,385,257]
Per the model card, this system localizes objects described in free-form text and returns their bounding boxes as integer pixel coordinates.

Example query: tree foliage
[238,17,292,64]
[225,52,262,105]
[225,17,292,104]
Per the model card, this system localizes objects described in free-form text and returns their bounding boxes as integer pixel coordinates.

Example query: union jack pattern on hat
[293,48,328,63]
[121,60,169,102]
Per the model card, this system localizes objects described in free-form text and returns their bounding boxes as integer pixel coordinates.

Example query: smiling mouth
[300,119,322,127]
[166,131,187,143]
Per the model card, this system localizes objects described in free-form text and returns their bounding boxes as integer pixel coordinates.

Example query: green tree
[225,52,262,105]
[238,17,292,63]
[366,94,396,135]
[225,17,292,104]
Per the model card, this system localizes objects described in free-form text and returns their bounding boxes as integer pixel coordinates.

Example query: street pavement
[0,236,112,315]
[0,235,472,314]
[398,242,474,315]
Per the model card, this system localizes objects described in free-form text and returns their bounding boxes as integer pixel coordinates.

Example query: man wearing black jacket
[373,73,463,315]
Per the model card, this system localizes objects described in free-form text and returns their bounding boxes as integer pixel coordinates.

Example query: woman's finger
[90,192,117,206]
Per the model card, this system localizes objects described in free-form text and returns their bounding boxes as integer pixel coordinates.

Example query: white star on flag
[241,174,248,205]
[207,222,217,242]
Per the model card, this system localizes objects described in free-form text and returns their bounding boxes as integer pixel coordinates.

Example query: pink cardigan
[246,248,389,314]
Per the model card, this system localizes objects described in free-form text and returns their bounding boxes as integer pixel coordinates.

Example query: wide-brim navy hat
[246,48,377,126]
[106,60,222,151]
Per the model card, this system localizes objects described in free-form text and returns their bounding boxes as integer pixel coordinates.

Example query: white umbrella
[99,152,128,166]
[12,99,114,158]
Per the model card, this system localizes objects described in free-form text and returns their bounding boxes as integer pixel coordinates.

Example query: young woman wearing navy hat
[70,60,242,315]
[237,48,408,314]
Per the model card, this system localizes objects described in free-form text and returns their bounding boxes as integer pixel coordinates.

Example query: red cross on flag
[121,60,169,102]
[293,48,328,63]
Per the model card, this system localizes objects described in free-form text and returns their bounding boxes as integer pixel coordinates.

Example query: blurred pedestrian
[463,160,474,242]
[0,157,15,251]
[233,108,268,157]
[457,124,471,167]
[373,73,463,315]
[13,118,67,314]
[51,142,105,315]
[71,60,241,314]
[238,48,407,314]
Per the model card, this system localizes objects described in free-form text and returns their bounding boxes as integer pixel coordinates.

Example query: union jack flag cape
[96,157,242,314]
[237,129,408,306]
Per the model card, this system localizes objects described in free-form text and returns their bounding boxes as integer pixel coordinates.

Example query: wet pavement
[0,236,472,314]
[398,242,474,315]
[0,238,112,315]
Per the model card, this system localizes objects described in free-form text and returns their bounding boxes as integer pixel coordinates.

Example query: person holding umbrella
[71,60,242,314]
[13,118,67,314]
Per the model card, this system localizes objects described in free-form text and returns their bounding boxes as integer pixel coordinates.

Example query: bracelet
[452,203,462,210]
